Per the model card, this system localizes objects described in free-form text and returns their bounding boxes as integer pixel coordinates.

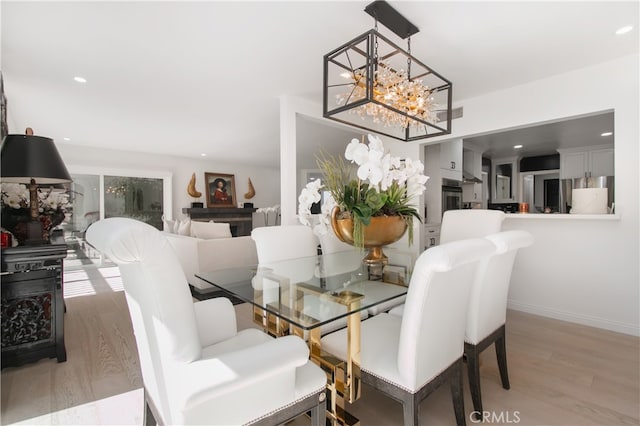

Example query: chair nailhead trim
[244,385,326,425]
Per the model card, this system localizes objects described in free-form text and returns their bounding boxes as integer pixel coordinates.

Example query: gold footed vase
[330,207,407,265]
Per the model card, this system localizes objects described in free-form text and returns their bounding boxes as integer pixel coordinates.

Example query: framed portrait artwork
[205,172,237,208]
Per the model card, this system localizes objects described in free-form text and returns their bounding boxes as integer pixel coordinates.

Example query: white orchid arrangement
[298,134,429,247]
[1,182,70,214]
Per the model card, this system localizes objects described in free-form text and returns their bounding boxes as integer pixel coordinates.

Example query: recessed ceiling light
[63,137,71,141]
[616,25,633,35]
[200,153,207,157]
[513,144,523,149]
[601,132,613,137]
[73,76,87,83]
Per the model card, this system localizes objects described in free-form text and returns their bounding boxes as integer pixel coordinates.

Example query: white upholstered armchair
[86,218,326,426]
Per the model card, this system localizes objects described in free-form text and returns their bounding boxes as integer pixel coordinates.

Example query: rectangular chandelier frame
[323,29,453,142]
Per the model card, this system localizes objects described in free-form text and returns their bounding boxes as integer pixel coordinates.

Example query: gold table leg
[298,296,362,426]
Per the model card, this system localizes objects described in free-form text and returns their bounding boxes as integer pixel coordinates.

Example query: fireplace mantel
[182,207,257,237]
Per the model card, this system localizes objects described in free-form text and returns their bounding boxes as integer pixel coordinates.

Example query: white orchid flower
[298,213,311,227]
[407,174,429,199]
[379,154,395,190]
[297,180,325,227]
[345,140,369,166]
[344,138,361,161]
[367,134,385,153]
[356,147,384,184]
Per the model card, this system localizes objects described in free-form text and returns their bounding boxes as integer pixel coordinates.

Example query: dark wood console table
[1,243,67,368]
[182,207,257,237]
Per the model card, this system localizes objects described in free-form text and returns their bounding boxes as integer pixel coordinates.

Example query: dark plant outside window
[104,176,163,230]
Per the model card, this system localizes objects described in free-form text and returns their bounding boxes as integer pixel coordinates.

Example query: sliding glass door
[63,168,172,270]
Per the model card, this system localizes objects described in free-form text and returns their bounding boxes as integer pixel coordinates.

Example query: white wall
[424,54,639,335]
[57,144,280,227]
[279,95,319,225]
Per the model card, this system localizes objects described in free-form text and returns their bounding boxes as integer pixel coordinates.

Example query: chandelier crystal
[336,61,439,131]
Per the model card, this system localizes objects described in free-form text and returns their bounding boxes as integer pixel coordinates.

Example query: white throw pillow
[162,217,176,234]
[176,218,191,236]
[190,221,232,239]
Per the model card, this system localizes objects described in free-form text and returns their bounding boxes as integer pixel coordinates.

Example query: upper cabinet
[557,144,614,179]
[439,139,463,181]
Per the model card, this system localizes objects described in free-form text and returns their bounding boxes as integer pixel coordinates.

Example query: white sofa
[162,220,258,295]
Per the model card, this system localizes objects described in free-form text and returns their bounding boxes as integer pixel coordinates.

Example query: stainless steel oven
[442,184,463,216]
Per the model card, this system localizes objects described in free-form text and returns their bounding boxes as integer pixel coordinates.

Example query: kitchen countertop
[503,213,620,220]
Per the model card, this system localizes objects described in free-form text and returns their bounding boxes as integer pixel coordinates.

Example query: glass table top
[196,249,412,331]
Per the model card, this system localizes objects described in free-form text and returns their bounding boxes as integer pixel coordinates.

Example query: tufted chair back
[466,230,534,344]
[252,225,318,263]
[397,238,495,389]
[86,217,201,424]
[440,209,505,244]
[318,229,353,254]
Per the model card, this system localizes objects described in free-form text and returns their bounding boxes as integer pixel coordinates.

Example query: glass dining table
[196,249,413,426]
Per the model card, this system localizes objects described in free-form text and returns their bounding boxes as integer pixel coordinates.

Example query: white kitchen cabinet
[589,148,614,177]
[558,145,614,179]
[560,151,587,179]
[462,182,482,203]
[423,223,441,249]
[439,139,462,181]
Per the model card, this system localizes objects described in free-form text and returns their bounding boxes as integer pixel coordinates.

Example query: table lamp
[1,128,72,245]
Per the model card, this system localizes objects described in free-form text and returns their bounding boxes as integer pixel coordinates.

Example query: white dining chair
[318,228,353,254]
[251,225,367,337]
[321,238,496,426]
[86,218,327,426]
[439,209,506,244]
[464,230,534,418]
[364,209,505,318]
[252,225,318,263]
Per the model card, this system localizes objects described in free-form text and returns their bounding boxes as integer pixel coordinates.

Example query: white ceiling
[2,1,638,168]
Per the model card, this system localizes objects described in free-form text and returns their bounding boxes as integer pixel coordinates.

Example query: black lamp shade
[1,134,72,184]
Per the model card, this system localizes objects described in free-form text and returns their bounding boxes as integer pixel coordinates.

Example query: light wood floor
[1,264,638,426]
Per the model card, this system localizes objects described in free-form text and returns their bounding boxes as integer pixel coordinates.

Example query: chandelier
[323,0,453,142]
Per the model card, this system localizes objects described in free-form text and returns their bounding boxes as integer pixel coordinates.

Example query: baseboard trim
[507,299,640,336]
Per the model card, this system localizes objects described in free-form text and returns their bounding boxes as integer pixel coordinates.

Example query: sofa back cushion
[163,217,177,233]
[190,221,232,239]
[176,218,191,236]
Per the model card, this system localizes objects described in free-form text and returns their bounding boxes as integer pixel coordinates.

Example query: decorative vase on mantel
[330,207,407,266]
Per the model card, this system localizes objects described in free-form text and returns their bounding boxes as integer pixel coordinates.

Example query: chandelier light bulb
[335,60,439,131]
